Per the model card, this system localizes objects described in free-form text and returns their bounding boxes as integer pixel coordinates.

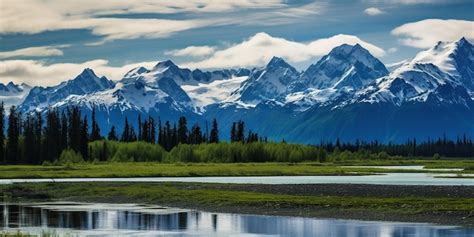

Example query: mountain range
[2,38,473,143]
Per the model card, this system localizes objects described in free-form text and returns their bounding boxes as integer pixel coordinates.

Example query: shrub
[58,149,84,164]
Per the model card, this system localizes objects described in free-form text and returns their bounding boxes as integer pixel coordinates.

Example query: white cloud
[388,47,398,53]
[364,7,385,16]
[391,19,474,48]
[181,32,386,69]
[165,46,216,57]
[0,59,156,86]
[0,46,67,59]
[0,0,322,43]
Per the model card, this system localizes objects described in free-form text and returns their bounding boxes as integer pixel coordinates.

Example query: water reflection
[0,203,472,237]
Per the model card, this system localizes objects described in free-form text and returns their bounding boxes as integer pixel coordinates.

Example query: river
[1,202,472,237]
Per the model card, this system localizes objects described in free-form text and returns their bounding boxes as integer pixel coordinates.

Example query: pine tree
[230,122,236,142]
[164,120,171,150]
[6,106,20,164]
[177,116,188,144]
[172,123,178,148]
[80,116,89,160]
[158,118,164,147]
[129,126,137,141]
[121,117,130,142]
[189,123,203,144]
[209,118,219,143]
[138,115,142,141]
[59,112,68,155]
[68,106,82,152]
[44,109,61,161]
[149,117,156,144]
[107,125,118,141]
[34,111,43,164]
[23,114,36,164]
[237,120,245,142]
[0,102,4,163]
[90,106,101,141]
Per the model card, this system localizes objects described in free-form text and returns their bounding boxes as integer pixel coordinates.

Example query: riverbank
[2,182,473,226]
[0,159,472,179]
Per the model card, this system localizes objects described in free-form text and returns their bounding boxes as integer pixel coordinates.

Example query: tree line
[0,103,265,164]
[319,136,474,158]
[0,102,473,165]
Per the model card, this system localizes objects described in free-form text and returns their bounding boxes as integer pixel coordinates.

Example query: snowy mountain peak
[68,68,115,90]
[296,43,388,90]
[153,60,179,72]
[232,56,299,104]
[406,36,473,91]
[0,81,29,94]
[19,69,115,113]
[73,68,100,83]
[0,81,32,108]
[266,56,298,73]
[123,66,149,79]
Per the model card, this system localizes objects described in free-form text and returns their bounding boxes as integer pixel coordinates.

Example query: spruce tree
[172,123,178,148]
[121,117,130,142]
[237,120,245,142]
[164,120,171,150]
[189,123,203,144]
[149,117,156,144]
[108,125,118,141]
[34,111,43,164]
[129,126,137,141]
[209,118,219,143]
[138,115,142,141]
[80,116,89,160]
[60,112,68,153]
[177,116,188,144]
[23,114,36,164]
[90,106,101,141]
[44,109,61,161]
[158,118,164,147]
[6,106,20,164]
[68,107,82,152]
[230,122,236,142]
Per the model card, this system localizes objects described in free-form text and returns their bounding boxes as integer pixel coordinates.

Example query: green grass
[0,162,378,178]
[2,182,473,216]
[0,159,472,179]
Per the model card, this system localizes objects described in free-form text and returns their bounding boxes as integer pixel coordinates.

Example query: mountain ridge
[4,37,473,143]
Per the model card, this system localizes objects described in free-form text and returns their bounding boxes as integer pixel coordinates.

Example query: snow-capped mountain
[292,44,389,91]
[386,60,408,72]
[0,82,31,108]
[19,68,115,112]
[33,60,250,133]
[353,37,474,106]
[10,37,474,143]
[281,44,389,111]
[230,57,300,106]
[123,60,250,87]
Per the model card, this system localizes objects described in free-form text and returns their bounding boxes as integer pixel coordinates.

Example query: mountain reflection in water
[0,203,472,237]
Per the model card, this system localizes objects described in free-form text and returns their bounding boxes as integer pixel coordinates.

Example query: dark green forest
[0,102,473,165]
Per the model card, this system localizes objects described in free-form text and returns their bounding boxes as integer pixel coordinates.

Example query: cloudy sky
[0,0,473,86]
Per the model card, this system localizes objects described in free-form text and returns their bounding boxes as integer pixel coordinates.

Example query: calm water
[1,172,473,186]
[0,202,472,237]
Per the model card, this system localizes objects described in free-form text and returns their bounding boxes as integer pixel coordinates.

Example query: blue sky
[0,0,473,86]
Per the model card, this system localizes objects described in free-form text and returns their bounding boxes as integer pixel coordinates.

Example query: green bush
[88,141,326,163]
[89,141,166,162]
[59,149,84,164]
